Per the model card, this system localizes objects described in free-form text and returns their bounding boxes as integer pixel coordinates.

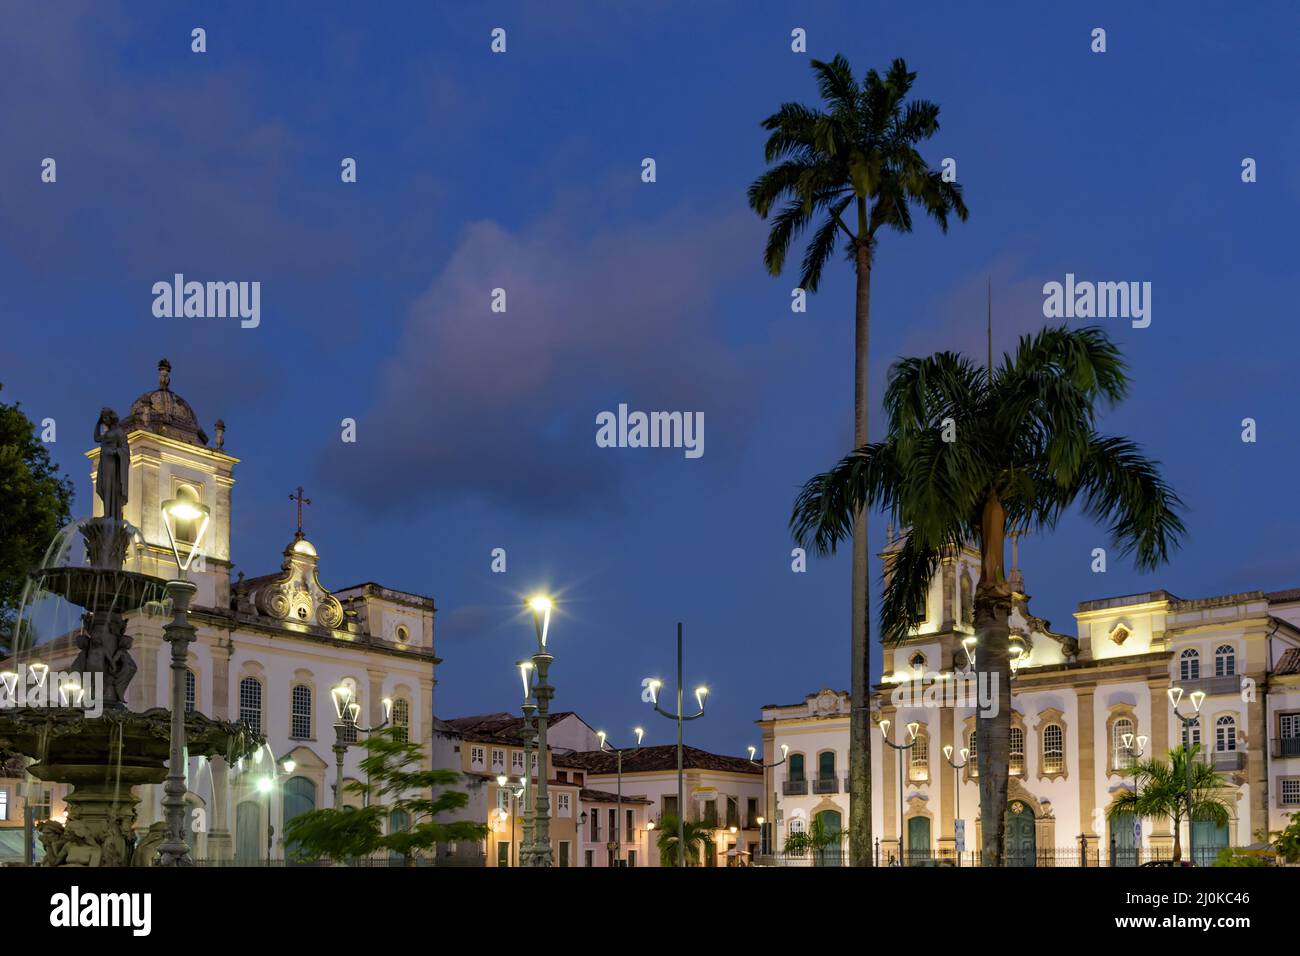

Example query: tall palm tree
[1109,746,1231,863]
[790,325,1184,864]
[750,55,967,867]
[655,815,714,867]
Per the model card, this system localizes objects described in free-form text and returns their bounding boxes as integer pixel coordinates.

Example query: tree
[0,386,74,655]
[283,728,486,866]
[790,326,1183,865]
[782,814,843,866]
[1268,810,1300,863]
[750,54,967,867]
[1109,746,1231,863]
[655,815,714,867]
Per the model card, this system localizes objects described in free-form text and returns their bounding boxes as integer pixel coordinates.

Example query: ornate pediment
[246,538,344,630]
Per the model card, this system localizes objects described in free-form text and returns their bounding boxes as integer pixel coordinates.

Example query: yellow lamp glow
[256,776,273,794]
[331,684,354,720]
[282,759,296,774]
[161,496,211,575]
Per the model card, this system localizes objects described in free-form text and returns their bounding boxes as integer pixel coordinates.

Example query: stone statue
[214,418,225,450]
[38,820,69,867]
[94,407,130,522]
[71,612,136,709]
[131,821,167,867]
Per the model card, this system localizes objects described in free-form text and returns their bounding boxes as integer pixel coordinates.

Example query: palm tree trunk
[1171,811,1183,862]
[849,238,872,867]
[975,492,1012,866]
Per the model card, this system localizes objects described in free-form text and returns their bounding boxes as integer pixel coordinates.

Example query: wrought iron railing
[782,779,808,795]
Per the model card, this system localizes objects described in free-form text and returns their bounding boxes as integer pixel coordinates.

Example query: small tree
[283,727,485,866]
[1267,810,1300,863]
[0,386,74,653]
[655,816,714,867]
[1108,746,1231,863]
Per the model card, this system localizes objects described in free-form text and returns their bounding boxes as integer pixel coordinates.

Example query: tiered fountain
[0,408,261,866]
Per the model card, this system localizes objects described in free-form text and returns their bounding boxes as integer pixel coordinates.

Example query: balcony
[1272,738,1300,759]
[812,776,839,794]
[1178,675,1242,697]
[1209,750,1246,772]
[783,779,808,796]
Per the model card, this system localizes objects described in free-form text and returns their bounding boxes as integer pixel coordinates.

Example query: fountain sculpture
[0,409,262,866]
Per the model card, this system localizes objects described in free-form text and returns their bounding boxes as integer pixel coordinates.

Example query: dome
[292,537,318,557]
[121,359,209,446]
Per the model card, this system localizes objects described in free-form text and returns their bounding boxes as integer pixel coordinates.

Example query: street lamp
[748,743,788,857]
[496,774,525,866]
[155,495,212,867]
[515,659,538,865]
[520,594,556,867]
[330,682,391,808]
[1168,686,1205,864]
[942,744,969,863]
[1116,733,1148,866]
[879,718,919,867]
[644,622,706,868]
[597,727,643,867]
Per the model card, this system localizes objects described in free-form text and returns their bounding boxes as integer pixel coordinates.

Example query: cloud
[319,202,764,516]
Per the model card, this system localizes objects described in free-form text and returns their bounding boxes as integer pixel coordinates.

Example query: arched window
[392,698,411,743]
[239,677,262,735]
[960,575,973,627]
[909,652,926,672]
[1009,727,1025,776]
[1042,724,1064,774]
[1215,645,1236,678]
[1179,648,1200,682]
[1215,715,1237,752]
[817,750,836,784]
[788,753,805,783]
[291,684,313,739]
[171,483,204,544]
[1112,718,1136,769]
[910,734,929,781]
[184,668,196,714]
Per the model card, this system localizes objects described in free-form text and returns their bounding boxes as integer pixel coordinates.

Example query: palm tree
[782,814,844,866]
[790,325,1184,865]
[655,815,714,867]
[750,55,968,867]
[1109,746,1231,863]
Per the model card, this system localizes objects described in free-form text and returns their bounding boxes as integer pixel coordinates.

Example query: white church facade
[3,359,440,863]
[757,533,1300,865]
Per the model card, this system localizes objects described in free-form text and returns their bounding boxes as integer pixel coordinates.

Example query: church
[1,359,439,863]
[756,528,1300,865]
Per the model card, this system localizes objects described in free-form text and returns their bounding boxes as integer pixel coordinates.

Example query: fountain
[0,407,261,866]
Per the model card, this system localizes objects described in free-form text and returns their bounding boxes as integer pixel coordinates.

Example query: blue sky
[2,1,1298,754]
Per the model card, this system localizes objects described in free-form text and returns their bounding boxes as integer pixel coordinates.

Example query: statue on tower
[94,407,130,522]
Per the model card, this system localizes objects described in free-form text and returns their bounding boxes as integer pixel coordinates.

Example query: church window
[909,734,928,782]
[171,483,204,545]
[1042,723,1064,774]
[1113,718,1136,769]
[1216,715,1237,752]
[396,625,410,643]
[1214,645,1236,678]
[1009,727,1025,776]
[1179,648,1200,682]
[291,684,313,739]
[391,698,410,743]
[960,575,973,627]
[909,652,925,672]
[967,730,978,776]
[239,678,262,735]
[185,668,196,713]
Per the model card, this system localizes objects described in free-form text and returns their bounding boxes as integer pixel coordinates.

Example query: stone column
[1145,671,1172,844]
[1076,685,1098,840]
[941,558,956,631]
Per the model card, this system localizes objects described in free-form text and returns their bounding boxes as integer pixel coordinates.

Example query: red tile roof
[1276,647,1300,676]
[442,711,579,745]
[556,745,761,776]
[580,788,652,805]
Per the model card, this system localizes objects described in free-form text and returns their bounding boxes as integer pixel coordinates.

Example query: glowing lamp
[161,496,211,575]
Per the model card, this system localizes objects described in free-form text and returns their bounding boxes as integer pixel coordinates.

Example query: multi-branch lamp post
[644,622,707,868]
[597,727,643,866]
[156,494,211,867]
[748,743,788,857]
[518,595,555,867]
[1169,686,1206,865]
[942,744,969,861]
[878,718,919,867]
[329,684,392,808]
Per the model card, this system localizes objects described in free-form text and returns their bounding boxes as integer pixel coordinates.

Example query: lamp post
[1117,733,1147,866]
[942,744,969,863]
[748,743,788,857]
[516,659,537,866]
[520,595,555,867]
[597,727,643,867]
[496,775,525,866]
[878,718,918,867]
[156,495,211,867]
[644,622,707,868]
[1168,686,1206,865]
[329,684,392,808]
